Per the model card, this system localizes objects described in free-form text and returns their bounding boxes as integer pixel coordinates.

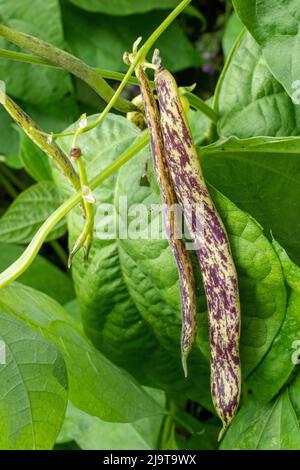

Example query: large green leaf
[217,31,300,138]
[0,181,66,243]
[0,107,19,159]
[55,114,212,410]
[0,0,73,104]
[222,12,243,59]
[117,154,286,378]
[57,388,165,450]
[200,135,300,264]
[247,241,300,401]
[233,0,300,100]
[289,373,300,419]
[0,242,74,304]
[56,114,286,414]
[24,96,79,134]
[211,34,300,268]
[0,310,68,449]
[0,283,162,423]
[62,4,201,73]
[221,390,300,450]
[18,133,52,182]
[69,0,180,15]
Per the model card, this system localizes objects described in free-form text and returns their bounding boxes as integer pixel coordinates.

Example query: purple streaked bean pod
[155,65,241,436]
[136,65,197,376]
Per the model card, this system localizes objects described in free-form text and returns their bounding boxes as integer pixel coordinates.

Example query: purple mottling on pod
[155,66,241,436]
[136,65,197,376]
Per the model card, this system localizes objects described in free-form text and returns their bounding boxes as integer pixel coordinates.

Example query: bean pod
[136,65,197,375]
[155,65,241,435]
[0,86,79,189]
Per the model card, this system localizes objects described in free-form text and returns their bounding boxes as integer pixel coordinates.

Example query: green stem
[0,131,150,288]
[0,90,80,190]
[0,48,143,87]
[0,47,218,125]
[0,25,135,114]
[0,172,18,198]
[49,240,68,267]
[185,92,218,123]
[209,27,246,140]
[64,0,193,138]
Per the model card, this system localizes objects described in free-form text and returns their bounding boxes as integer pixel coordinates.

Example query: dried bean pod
[155,66,241,435]
[136,65,197,375]
[0,87,79,189]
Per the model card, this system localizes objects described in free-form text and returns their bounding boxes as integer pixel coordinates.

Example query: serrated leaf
[0,310,68,450]
[0,283,162,423]
[0,181,66,243]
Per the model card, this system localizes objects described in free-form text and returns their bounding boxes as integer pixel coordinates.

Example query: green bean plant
[0,0,300,451]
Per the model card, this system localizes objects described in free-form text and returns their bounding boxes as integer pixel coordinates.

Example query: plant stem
[0,48,218,124]
[209,28,246,140]
[0,90,80,190]
[0,131,150,288]
[59,0,193,138]
[0,25,135,114]
[185,92,218,123]
[49,240,68,267]
[0,48,143,86]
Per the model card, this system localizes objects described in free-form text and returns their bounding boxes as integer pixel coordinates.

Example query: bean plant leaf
[0,283,163,423]
[0,242,74,304]
[0,107,20,160]
[217,31,300,138]
[222,12,243,59]
[69,0,181,15]
[24,96,80,134]
[0,0,73,104]
[0,181,66,243]
[62,4,201,73]
[57,388,165,450]
[55,114,287,413]
[18,133,52,182]
[221,390,300,450]
[205,30,300,265]
[0,310,68,450]
[289,373,300,419]
[232,0,300,100]
[247,241,300,402]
